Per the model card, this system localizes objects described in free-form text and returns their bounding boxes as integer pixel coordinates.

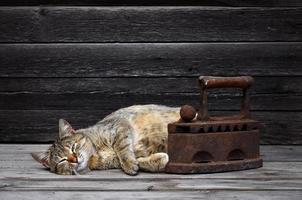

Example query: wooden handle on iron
[197,76,253,121]
[199,76,254,89]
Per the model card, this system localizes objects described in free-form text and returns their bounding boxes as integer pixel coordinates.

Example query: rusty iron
[165,76,263,174]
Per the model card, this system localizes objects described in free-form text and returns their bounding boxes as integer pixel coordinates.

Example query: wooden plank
[0,144,48,154]
[2,145,302,162]
[1,92,301,111]
[0,110,301,144]
[0,7,302,42]
[2,77,301,94]
[1,43,302,77]
[0,145,301,197]
[1,178,302,191]
[1,77,300,111]
[1,162,302,180]
[1,191,302,200]
[1,0,302,7]
[260,146,302,162]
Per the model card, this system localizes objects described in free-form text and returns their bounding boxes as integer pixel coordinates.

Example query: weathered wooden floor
[0,145,301,199]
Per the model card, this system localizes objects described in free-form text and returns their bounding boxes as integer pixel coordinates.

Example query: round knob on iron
[180,105,196,122]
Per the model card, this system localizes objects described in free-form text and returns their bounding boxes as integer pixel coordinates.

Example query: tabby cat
[31,105,182,175]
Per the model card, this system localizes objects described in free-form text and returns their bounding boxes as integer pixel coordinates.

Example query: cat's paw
[137,153,169,172]
[124,165,139,176]
[121,159,139,176]
[157,153,169,170]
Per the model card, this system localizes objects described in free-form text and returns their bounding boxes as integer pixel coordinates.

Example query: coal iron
[165,76,263,174]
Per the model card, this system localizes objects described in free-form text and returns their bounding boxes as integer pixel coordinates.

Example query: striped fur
[31,105,180,175]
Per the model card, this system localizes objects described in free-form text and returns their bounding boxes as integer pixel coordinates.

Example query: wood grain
[1,77,300,94]
[1,0,302,6]
[1,191,302,200]
[0,145,301,199]
[1,76,300,111]
[1,43,301,77]
[2,178,302,191]
[0,92,301,111]
[0,7,301,42]
[0,110,301,144]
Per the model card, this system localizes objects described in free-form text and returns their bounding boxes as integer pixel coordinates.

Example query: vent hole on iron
[207,127,213,133]
[227,149,245,161]
[192,151,213,163]
[175,126,190,133]
[217,126,222,132]
[241,124,248,131]
[190,127,199,133]
[233,125,239,131]
[198,128,205,133]
[225,125,230,132]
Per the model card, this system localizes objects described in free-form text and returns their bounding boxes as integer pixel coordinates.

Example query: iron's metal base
[165,130,262,174]
[165,158,263,174]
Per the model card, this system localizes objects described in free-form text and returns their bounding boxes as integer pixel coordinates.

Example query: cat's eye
[58,158,67,164]
[71,143,77,153]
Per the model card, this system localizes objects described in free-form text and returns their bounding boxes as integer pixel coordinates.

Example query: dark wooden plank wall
[0,1,301,144]
[0,0,302,6]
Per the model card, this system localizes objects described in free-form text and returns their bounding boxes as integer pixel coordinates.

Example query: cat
[31,104,182,175]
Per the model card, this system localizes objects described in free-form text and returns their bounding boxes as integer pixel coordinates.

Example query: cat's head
[31,119,95,175]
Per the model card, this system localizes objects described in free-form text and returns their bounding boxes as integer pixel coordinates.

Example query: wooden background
[0,1,301,144]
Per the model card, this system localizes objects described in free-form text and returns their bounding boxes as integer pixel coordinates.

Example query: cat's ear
[59,119,75,139]
[31,151,50,168]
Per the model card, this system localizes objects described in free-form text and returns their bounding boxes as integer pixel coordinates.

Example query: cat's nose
[67,154,78,163]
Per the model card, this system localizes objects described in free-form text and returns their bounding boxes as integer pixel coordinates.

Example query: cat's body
[32,105,181,175]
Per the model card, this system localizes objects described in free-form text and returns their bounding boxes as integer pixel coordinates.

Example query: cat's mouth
[57,163,87,175]
[55,157,89,175]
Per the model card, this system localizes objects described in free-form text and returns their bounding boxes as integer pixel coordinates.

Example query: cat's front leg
[113,122,139,175]
[88,148,120,170]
